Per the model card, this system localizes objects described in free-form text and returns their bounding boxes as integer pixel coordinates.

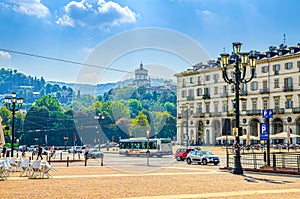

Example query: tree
[34,95,62,112]
[130,112,150,138]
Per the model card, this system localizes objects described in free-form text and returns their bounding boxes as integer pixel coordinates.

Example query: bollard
[29,156,31,162]
[253,153,257,169]
[263,151,266,163]
[101,156,103,166]
[85,157,87,166]
[297,156,300,173]
[73,153,75,160]
[78,153,80,160]
[60,152,62,160]
[17,152,19,158]
[67,157,69,167]
[49,156,51,164]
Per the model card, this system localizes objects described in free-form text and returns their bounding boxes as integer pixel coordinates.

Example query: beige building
[175,44,300,145]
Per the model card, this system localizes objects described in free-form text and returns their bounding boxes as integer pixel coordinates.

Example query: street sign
[262,109,273,118]
[260,123,269,140]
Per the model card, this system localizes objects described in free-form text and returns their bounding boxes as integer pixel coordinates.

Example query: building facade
[175,44,300,145]
[133,62,151,88]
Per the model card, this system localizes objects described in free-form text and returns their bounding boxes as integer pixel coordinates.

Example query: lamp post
[5,92,23,157]
[63,136,68,151]
[180,104,194,148]
[95,113,105,150]
[220,42,257,175]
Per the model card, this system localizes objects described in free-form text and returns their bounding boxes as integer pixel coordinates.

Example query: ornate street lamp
[180,104,194,148]
[5,92,23,157]
[95,113,105,150]
[220,42,257,175]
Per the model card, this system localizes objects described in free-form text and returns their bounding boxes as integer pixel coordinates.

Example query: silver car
[186,150,220,165]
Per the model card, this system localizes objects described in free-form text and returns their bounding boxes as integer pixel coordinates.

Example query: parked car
[186,150,220,165]
[32,147,48,155]
[68,146,83,153]
[85,148,104,159]
[28,145,38,152]
[174,147,201,161]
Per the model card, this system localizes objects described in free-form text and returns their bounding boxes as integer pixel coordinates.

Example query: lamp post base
[232,150,243,175]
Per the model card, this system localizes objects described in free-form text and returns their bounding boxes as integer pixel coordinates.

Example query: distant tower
[133,62,150,88]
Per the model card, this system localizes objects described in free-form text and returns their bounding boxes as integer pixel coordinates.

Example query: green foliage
[34,95,62,112]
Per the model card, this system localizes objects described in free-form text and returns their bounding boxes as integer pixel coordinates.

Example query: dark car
[85,148,104,159]
[174,147,201,161]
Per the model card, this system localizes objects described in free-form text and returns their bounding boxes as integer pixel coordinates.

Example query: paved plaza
[1,152,300,199]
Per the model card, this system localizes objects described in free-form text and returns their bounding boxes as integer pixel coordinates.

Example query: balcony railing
[240,90,248,96]
[246,109,261,116]
[274,108,285,114]
[193,112,205,118]
[186,96,194,100]
[259,88,270,94]
[209,112,223,117]
[292,107,300,113]
[283,85,293,92]
[220,91,228,98]
[203,94,210,99]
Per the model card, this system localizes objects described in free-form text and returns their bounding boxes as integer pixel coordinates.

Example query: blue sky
[0,0,300,84]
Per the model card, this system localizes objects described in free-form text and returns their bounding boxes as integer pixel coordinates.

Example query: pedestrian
[22,146,26,157]
[50,145,55,158]
[2,146,6,157]
[36,145,43,160]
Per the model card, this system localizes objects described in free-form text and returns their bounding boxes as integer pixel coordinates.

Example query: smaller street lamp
[95,113,105,150]
[63,136,68,151]
[5,92,23,157]
[180,104,194,148]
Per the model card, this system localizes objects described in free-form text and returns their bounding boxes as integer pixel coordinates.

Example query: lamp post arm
[222,67,234,84]
[241,67,255,84]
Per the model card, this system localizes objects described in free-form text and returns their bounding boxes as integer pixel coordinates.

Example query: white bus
[119,137,173,157]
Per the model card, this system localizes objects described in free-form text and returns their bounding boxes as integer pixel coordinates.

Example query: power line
[0,48,134,75]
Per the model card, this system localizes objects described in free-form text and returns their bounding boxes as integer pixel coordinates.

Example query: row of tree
[1,84,177,147]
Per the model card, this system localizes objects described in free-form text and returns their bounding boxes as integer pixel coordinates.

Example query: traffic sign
[260,123,269,140]
[262,109,273,118]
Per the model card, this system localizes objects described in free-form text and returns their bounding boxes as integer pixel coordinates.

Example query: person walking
[2,146,6,157]
[36,145,43,160]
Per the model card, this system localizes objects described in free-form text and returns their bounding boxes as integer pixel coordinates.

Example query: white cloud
[201,10,211,16]
[10,0,50,18]
[0,51,12,59]
[56,0,138,28]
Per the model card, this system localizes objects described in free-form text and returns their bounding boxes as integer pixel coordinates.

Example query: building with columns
[133,62,150,88]
[175,43,300,145]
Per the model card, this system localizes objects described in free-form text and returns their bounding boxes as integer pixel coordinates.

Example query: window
[204,87,210,95]
[231,85,235,93]
[251,81,258,91]
[214,102,218,113]
[213,74,219,83]
[273,64,280,75]
[205,103,210,113]
[252,98,257,110]
[263,98,268,110]
[197,76,201,85]
[291,49,295,54]
[197,88,202,96]
[263,80,268,90]
[197,103,202,113]
[214,87,218,95]
[242,101,247,111]
[274,79,279,88]
[182,79,186,87]
[284,77,293,90]
[261,65,269,73]
[222,101,228,112]
[297,61,300,71]
[285,96,293,109]
[274,97,280,109]
[205,75,210,81]
[285,62,293,70]
[188,89,194,98]
[181,90,186,98]
[190,77,193,84]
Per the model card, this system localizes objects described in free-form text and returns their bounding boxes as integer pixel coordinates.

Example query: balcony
[193,112,205,118]
[274,108,285,114]
[292,107,300,113]
[177,114,182,119]
[186,96,194,101]
[220,91,228,98]
[259,88,270,94]
[240,90,248,96]
[209,112,223,117]
[202,93,210,100]
[283,85,293,92]
[246,109,261,116]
